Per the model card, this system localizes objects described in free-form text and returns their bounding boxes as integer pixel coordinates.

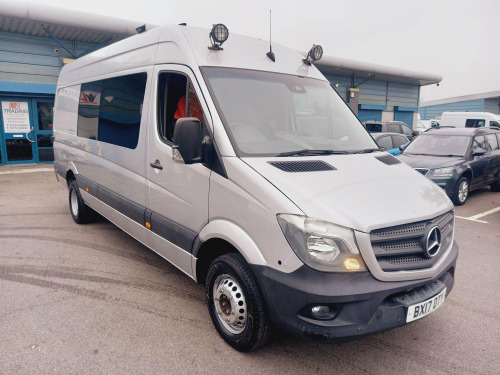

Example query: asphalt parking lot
[0,165,499,375]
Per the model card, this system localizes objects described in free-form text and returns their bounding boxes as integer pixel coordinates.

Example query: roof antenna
[266,10,276,62]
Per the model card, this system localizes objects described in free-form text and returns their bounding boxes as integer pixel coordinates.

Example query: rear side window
[387,124,400,133]
[486,134,499,150]
[376,135,393,149]
[392,135,408,148]
[465,119,485,128]
[77,73,147,149]
[365,123,382,132]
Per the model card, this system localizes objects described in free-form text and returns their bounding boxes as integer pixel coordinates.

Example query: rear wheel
[452,177,469,205]
[206,253,271,352]
[69,180,94,224]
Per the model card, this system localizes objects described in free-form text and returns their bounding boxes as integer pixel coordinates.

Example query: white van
[440,111,500,128]
[53,24,458,351]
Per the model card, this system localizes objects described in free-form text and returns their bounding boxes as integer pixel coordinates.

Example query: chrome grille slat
[369,211,454,272]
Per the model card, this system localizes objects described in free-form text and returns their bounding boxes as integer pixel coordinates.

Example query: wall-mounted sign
[2,101,30,133]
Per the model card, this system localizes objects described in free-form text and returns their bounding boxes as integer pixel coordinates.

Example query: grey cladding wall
[0,31,100,84]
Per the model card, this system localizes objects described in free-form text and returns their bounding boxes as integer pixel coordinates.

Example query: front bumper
[427,175,459,197]
[252,240,458,342]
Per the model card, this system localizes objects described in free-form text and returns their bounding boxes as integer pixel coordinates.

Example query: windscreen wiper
[276,149,349,157]
[352,148,382,154]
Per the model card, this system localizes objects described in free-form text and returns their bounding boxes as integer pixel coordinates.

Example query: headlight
[277,214,366,272]
[433,167,455,177]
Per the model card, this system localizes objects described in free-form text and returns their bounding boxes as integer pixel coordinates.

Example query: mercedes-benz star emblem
[426,226,442,258]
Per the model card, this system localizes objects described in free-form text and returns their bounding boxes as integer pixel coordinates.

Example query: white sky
[30,0,500,101]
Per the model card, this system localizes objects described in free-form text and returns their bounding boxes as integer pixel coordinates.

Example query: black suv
[397,127,500,205]
[363,121,419,140]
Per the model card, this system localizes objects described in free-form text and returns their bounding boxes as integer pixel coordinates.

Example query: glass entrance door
[0,99,36,164]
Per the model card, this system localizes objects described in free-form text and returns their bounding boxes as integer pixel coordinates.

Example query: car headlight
[433,167,455,177]
[277,214,366,272]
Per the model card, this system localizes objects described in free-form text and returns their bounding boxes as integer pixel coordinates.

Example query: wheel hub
[213,274,247,334]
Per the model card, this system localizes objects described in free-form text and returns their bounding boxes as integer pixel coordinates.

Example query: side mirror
[413,131,419,137]
[172,117,203,164]
[472,147,486,156]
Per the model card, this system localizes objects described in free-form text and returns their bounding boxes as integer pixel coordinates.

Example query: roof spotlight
[209,24,229,50]
[303,44,323,65]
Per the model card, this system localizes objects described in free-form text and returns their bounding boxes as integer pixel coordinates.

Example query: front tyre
[69,180,94,224]
[206,253,271,352]
[452,177,469,205]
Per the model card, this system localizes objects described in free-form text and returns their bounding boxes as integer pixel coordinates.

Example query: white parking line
[456,205,500,224]
[456,216,488,224]
[469,206,500,220]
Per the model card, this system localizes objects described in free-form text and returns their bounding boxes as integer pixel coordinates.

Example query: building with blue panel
[0,1,149,166]
[420,91,500,119]
[0,1,441,165]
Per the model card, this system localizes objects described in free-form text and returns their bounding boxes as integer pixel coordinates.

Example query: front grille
[415,168,429,176]
[370,211,454,272]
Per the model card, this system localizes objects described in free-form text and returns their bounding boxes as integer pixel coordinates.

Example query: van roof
[58,24,326,86]
[422,127,500,136]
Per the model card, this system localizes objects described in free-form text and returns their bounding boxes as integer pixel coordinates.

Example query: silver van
[53,24,458,351]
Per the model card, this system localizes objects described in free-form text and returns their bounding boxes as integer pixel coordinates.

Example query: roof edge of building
[314,54,442,86]
[421,90,500,107]
[0,0,158,36]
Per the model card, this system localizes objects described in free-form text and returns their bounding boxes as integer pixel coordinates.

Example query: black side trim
[145,209,152,225]
[74,174,198,253]
[54,161,66,179]
[269,161,336,172]
[98,185,145,224]
[191,236,204,257]
[150,212,198,251]
[75,174,99,197]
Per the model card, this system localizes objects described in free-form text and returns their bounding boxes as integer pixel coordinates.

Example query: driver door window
[157,72,205,143]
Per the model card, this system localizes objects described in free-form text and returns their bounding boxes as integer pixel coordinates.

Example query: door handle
[150,160,163,170]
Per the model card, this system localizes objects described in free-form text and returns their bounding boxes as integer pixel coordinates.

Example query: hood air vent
[375,154,401,165]
[269,161,336,172]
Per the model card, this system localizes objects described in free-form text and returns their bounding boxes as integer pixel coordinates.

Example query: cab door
[146,65,211,277]
[0,98,36,164]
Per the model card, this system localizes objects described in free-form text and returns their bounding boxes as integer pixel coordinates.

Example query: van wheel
[206,253,271,352]
[452,177,469,205]
[69,180,93,224]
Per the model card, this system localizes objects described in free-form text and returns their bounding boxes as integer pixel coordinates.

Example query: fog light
[303,44,323,65]
[311,305,330,318]
[343,258,361,270]
[209,23,229,50]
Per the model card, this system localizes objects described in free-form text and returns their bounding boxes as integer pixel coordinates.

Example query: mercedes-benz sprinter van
[53,24,458,351]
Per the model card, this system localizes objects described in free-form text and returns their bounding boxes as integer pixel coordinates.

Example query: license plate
[406,288,446,323]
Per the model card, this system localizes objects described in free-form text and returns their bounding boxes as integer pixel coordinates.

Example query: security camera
[54,48,59,53]
[436,83,440,87]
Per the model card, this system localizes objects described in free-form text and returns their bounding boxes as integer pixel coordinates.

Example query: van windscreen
[201,67,377,156]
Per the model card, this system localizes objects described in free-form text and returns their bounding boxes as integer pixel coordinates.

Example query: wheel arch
[193,220,267,284]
